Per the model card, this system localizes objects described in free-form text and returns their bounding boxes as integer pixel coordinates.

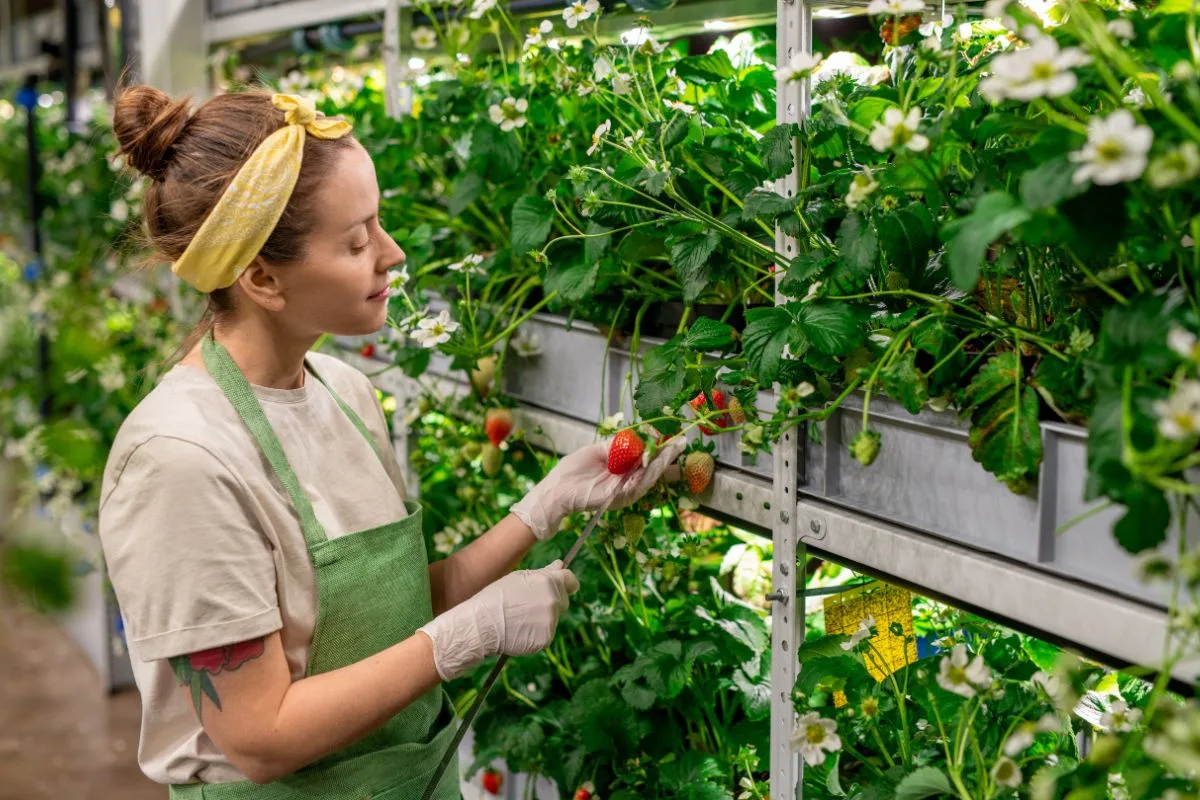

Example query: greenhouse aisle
[0,591,162,800]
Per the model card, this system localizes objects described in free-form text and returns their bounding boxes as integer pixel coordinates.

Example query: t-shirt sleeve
[99,435,283,662]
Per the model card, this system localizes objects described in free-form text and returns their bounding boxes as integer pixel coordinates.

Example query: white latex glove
[417,561,580,681]
[509,435,687,541]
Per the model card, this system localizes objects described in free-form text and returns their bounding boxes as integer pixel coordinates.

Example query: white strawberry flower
[666,67,686,94]
[488,97,529,132]
[1172,60,1195,82]
[468,0,496,19]
[613,535,627,549]
[992,758,1022,789]
[1107,18,1135,43]
[1004,723,1037,756]
[869,107,929,153]
[1100,699,1142,733]
[1154,383,1200,439]
[411,26,437,50]
[1071,110,1153,185]
[588,119,612,156]
[448,253,485,274]
[611,74,633,95]
[919,13,953,39]
[775,52,823,83]
[802,282,823,303]
[638,36,667,56]
[110,199,129,223]
[1169,327,1200,362]
[867,0,923,15]
[796,381,816,398]
[789,712,841,766]
[984,0,1018,29]
[845,170,878,209]
[599,412,625,436]
[593,54,614,81]
[936,644,991,698]
[388,267,410,288]
[980,34,1090,102]
[563,0,600,29]
[576,80,596,97]
[524,20,554,50]
[664,98,695,115]
[412,310,459,348]
[1147,142,1200,189]
[511,328,542,358]
[840,615,875,650]
[623,129,645,147]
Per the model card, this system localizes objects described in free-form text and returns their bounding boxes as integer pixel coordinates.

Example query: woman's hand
[510,435,687,541]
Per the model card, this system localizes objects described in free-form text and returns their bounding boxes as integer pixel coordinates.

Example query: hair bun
[113,85,192,180]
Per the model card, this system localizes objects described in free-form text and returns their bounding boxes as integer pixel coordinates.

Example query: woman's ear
[236,256,287,312]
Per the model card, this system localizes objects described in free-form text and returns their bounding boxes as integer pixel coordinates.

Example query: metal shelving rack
[123,0,1195,797]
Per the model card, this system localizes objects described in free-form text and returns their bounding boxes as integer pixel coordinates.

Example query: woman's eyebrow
[343,211,376,232]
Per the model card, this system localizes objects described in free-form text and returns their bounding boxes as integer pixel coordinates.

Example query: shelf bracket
[771,0,811,798]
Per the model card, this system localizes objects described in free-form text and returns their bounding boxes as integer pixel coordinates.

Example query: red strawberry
[689,390,730,435]
[481,444,503,477]
[683,451,715,495]
[607,429,645,475]
[360,343,376,358]
[574,783,595,800]
[485,409,514,446]
[482,770,503,795]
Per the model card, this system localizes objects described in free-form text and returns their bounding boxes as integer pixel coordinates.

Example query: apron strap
[201,332,328,549]
[302,358,385,466]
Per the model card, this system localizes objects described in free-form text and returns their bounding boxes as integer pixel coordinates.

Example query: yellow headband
[171,94,354,293]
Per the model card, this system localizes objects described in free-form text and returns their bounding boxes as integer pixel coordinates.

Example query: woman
[98,86,683,799]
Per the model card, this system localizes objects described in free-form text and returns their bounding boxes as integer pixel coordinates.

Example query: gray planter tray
[343,307,1186,613]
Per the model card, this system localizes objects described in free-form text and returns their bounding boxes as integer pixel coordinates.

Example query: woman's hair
[112,86,356,351]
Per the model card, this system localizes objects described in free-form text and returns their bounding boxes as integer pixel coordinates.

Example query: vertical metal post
[772,1,810,798]
[382,0,404,120]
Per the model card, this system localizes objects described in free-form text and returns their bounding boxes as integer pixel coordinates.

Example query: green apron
[170,334,460,800]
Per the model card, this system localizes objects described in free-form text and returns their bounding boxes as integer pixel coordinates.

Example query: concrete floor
[0,592,164,800]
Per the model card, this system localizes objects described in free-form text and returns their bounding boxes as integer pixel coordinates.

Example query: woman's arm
[428,513,535,614]
[176,630,440,784]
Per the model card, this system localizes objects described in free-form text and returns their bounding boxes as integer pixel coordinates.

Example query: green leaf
[742,307,792,384]
[894,767,953,800]
[448,172,484,217]
[882,349,929,415]
[635,340,687,421]
[670,229,721,304]
[1023,638,1061,673]
[798,635,853,663]
[584,223,612,265]
[876,205,935,279]
[694,604,768,660]
[968,382,1042,486]
[674,51,736,84]
[793,302,864,356]
[944,193,1032,290]
[660,751,726,790]
[469,124,520,178]
[545,259,600,304]
[732,666,771,720]
[1114,483,1171,553]
[660,114,690,150]
[742,189,797,221]
[848,97,899,131]
[1155,0,1200,13]
[964,351,1021,409]
[759,124,797,181]
[1020,155,1089,211]
[837,213,878,279]
[685,317,736,351]
[511,195,554,255]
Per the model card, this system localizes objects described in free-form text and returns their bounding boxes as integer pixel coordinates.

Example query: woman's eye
[350,241,370,254]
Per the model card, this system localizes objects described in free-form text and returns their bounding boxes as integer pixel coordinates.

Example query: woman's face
[274,142,404,337]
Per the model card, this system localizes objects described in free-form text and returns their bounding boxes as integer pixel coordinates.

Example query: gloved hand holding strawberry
[509,431,686,541]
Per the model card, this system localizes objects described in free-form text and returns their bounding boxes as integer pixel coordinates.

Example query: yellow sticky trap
[824,583,917,706]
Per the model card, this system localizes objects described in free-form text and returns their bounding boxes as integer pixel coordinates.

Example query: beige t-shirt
[98,352,411,785]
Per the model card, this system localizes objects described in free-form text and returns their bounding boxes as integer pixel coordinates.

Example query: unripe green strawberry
[884,270,908,291]
[728,396,747,425]
[471,355,497,398]
[462,441,483,460]
[623,514,646,546]
[850,429,881,467]
[683,451,715,495]
[482,443,503,477]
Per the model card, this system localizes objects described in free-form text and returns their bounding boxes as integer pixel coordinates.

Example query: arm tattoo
[170,639,266,719]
